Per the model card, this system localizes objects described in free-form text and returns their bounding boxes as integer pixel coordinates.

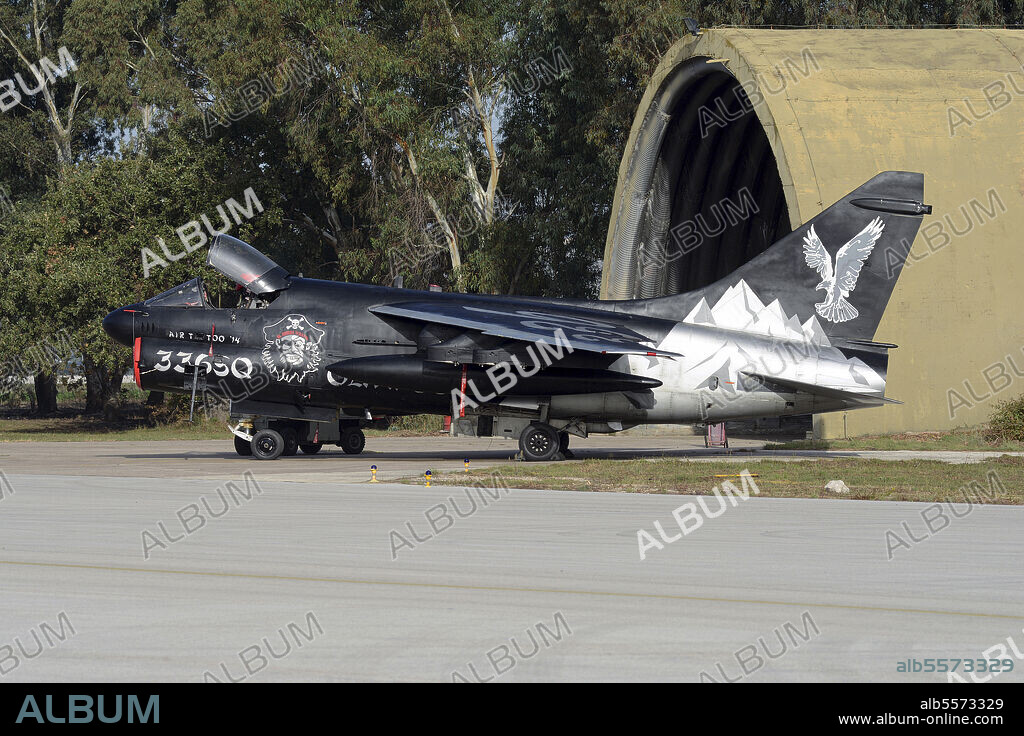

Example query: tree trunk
[33,372,57,415]
[85,360,123,416]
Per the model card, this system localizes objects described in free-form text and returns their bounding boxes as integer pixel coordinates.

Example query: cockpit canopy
[207,234,290,294]
[144,277,208,308]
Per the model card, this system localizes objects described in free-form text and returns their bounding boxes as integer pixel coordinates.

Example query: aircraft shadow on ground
[92,448,864,461]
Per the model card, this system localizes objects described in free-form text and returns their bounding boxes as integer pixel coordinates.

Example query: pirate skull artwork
[261,314,325,383]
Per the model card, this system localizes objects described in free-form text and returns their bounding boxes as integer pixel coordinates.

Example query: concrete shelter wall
[601,29,1024,437]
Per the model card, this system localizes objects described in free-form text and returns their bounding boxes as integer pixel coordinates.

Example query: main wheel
[519,423,559,462]
[299,443,323,455]
[339,428,366,455]
[252,428,285,460]
[234,434,253,457]
[281,428,299,456]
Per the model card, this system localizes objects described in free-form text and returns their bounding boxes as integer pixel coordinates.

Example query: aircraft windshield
[207,234,290,294]
[144,278,208,308]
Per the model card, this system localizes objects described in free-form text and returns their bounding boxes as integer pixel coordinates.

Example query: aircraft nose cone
[102,305,139,346]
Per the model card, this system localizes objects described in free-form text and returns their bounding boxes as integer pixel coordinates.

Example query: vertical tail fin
[642,172,931,342]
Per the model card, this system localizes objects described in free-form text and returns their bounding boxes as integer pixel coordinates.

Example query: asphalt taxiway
[2,435,1020,485]
[0,436,1021,682]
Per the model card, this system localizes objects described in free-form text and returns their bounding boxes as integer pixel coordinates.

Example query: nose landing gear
[234,434,253,457]
[251,428,285,460]
[231,418,368,459]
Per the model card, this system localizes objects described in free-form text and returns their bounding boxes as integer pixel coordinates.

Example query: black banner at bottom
[0,683,1017,729]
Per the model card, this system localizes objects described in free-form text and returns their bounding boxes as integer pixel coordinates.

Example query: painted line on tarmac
[1,558,1021,622]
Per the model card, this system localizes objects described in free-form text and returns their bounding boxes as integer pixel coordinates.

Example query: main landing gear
[519,422,567,462]
[558,431,573,460]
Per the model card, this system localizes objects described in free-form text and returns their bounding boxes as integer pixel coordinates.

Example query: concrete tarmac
[1,434,1020,485]
[0,437,1022,682]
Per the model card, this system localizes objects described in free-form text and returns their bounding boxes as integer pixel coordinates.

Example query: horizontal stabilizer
[833,338,898,353]
[740,372,902,406]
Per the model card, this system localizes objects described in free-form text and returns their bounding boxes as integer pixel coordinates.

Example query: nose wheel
[252,429,285,460]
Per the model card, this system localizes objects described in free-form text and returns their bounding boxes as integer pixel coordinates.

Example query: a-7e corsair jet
[104,172,931,461]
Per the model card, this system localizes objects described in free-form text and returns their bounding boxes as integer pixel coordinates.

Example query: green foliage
[146,393,201,425]
[495,0,695,297]
[1,129,265,371]
[986,395,1024,443]
[371,414,443,436]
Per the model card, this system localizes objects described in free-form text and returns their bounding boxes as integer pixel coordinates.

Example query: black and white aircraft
[103,171,930,461]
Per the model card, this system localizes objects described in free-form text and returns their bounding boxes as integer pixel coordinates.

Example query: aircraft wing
[741,372,902,405]
[370,301,680,358]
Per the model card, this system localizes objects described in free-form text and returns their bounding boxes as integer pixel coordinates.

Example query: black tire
[299,443,323,455]
[252,428,285,460]
[234,434,253,457]
[519,423,560,462]
[281,428,299,456]
[339,428,366,455]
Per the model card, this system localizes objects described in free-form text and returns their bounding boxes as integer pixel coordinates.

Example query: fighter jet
[103,172,930,461]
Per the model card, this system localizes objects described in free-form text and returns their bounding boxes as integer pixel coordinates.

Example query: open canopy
[207,234,290,294]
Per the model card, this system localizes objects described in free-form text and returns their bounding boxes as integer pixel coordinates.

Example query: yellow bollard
[464,457,470,473]
[369,464,379,483]
[425,470,432,487]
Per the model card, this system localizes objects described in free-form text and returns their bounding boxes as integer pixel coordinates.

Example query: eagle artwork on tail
[802,216,885,324]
